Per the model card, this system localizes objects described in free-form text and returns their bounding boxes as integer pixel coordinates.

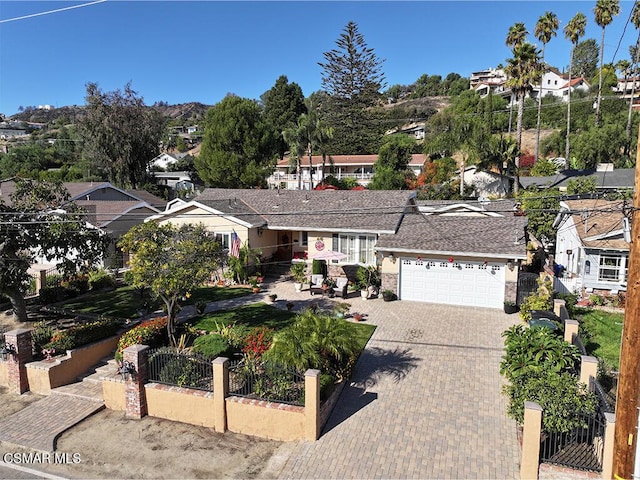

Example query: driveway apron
[271,296,521,479]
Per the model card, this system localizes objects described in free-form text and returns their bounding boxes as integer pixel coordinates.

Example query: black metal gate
[517,272,539,306]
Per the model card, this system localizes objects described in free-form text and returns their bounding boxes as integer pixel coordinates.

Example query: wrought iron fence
[148,347,213,392]
[228,359,305,406]
[539,378,611,472]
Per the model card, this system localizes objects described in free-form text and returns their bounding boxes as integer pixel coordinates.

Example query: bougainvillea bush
[115,316,168,361]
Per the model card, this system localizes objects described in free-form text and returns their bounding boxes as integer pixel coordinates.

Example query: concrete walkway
[261,281,522,479]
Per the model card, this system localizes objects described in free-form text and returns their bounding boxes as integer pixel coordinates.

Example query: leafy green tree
[530,157,558,176]
[571,122,627,168]
[564,13,588,162]
[566,176,597,194]
[0,180,109,322]
[572,38,599,79]
[534,11,559,162]
[118,222,223,346]
[594,0,620,126]
[369,135,415,190]
[318,21,386,154]
[517,187,560,243]
[505,41,543,195]
[79,82,165,188]
[261,75,307,159]
[195,96,277,188]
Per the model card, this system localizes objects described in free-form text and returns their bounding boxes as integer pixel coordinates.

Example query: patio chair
[309,274,325,295]
[332,277,349,298]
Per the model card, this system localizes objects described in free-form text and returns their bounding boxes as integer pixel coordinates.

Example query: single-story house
[1,181,165,270]
[148,189,528,310]
[554,199,629,295]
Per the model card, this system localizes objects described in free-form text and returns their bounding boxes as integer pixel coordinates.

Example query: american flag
[230,231,241,258]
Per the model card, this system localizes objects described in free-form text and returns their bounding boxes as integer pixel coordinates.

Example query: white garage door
[399,258,505,308]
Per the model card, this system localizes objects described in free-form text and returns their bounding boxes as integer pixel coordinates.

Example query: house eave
[375,247,527,260]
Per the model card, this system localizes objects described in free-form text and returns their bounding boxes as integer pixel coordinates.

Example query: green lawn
[191,303,376,352]
[579,309,624,370]
[60,285,252,319]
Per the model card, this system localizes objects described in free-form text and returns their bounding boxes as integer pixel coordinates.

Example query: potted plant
[250,277,260,293]
[357,266,381,300]
[503,300,518,314]
[382,289,396,302]
[290,262,307,292]
[268,293,277,303]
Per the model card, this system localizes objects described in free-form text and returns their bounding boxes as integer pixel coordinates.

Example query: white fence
[554,276,582,295]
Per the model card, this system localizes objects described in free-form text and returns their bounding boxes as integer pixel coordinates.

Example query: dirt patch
[39,409,282,479]
[0,310,35,334]
[0,397,282,479]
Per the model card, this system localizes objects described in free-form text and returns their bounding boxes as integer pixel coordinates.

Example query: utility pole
[613,125,640,479]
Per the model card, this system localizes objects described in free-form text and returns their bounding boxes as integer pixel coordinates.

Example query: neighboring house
[461,166,511,198]
[613,76,640,109]
[519,165,635,192]
[151,171,195,194]
[148,189,527,310]
[554,199,629,295]
[385,122,426,141]
[149,152,189,170]
[1,181,165,270]
[268,154,426,190]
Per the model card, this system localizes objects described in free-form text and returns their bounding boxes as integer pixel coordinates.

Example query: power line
[0,0,107,24]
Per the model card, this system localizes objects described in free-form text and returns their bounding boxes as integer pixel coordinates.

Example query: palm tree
[564,12,587,164]
[594,0,620,127]
[626,2,640,153]
[505,42,543,195]
[534,12,559,163]
[506,23,529,134]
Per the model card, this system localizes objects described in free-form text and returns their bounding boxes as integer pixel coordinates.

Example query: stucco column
[602,412,616,480]
[520,401,543,480]
[553,299,568,320]
[580,355,598,390]
[213,357,229,433]
[35,270,47,295]
[564,319,579,345]
[4,329,33,394]
[123,344,149,419]
[304,369,320,441]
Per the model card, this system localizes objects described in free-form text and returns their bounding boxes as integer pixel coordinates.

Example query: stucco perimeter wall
[144,383,216,428]
[102,378,126,411]
[226,396,305,441]
[26,335,120,395]
[0,361,7,386]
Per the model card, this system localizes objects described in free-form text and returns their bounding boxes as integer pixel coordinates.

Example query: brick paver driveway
[265,287,521,480]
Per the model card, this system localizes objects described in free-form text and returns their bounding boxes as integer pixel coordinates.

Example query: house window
[335,234,377,264]
[598,255,627,282]
[301,232,308,247]
[214,233,231,250]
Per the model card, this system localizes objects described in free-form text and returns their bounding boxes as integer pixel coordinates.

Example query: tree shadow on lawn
[321,346,421,434]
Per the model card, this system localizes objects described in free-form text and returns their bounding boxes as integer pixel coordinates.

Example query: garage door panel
[400,258,505,308]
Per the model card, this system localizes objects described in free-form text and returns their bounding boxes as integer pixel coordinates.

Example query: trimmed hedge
[115,316,168,361]
[44,318,124,354]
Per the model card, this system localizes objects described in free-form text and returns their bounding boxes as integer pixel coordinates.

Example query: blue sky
[1,0,638,117]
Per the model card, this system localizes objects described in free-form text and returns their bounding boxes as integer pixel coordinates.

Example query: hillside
[8,102,213,125]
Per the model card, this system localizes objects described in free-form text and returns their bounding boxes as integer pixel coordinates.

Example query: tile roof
[376,213,528,258]
[195,188,416,233]
[126,189,167,209]
[561,199,629,250]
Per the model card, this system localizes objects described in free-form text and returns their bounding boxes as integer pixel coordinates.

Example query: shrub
[504,371,596,433]
[88,269,115,291]
[115,316,168,361]
[150,347,206,388]
[32,322,55,355]
[38,286,59,305]
[242,326,274,360]
[45,318,123,354]
[589,294,605,306]
[555,291,580,318]
[519,277,553,322]
[61,275,90,295]
[213,322,249,351]
[192,334,230,359]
